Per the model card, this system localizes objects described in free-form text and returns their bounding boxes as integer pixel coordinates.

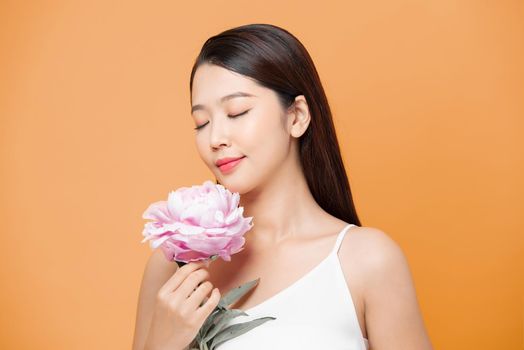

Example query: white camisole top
[215,223,370,349]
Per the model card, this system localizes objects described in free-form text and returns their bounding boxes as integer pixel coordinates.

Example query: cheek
[194,136,211,165]
[239,109,281,150]
[241,110,289,163]
[237,115,262,146]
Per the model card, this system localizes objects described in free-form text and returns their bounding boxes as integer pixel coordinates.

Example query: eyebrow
[191,91,256,114]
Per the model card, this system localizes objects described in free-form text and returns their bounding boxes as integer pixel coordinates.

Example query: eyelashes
[194,122,208,131]
[229,109,250,118]
[194,109,250,131]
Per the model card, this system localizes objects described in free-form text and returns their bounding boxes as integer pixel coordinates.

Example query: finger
[176,267,211,300]
[185,280,214,310]
[158,260,207,297]
[194,287,221,320]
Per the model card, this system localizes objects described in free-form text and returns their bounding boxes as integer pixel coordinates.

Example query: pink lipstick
[217,156,245,174]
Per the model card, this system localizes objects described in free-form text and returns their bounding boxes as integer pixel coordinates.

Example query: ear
[286,95,311,138]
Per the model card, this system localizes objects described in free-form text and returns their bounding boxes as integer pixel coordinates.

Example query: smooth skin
[139,258,220,350]
[132,63,434,349]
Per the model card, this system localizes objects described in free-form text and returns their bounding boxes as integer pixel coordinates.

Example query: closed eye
[194,109,250,131]
[228,109,250,118]
[194,122,208,130]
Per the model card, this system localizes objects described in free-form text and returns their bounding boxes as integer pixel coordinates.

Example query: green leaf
[197,308,231,348]
[202,309,248,343]
[208,316,277,350]
[218,278,260,309]
[200,307,222,338]
[187,337,199,349]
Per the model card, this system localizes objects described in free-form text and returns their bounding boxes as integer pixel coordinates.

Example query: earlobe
[289,95,311,138]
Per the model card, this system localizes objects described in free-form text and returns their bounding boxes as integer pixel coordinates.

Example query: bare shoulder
[140,248,180,290]
[147,248,179,275]
[341,225,407,271]
[337,225,407,314]
[339,225,434,349]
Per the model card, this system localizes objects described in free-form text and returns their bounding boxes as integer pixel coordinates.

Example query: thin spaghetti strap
[331,224,356,255]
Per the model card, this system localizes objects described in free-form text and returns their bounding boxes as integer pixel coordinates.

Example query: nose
[209,117,231,150]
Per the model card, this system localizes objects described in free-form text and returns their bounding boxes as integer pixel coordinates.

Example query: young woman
[133,24,434,350]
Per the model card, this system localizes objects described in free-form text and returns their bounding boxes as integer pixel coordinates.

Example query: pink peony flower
[141,180,254,263]
[140,180,275,348]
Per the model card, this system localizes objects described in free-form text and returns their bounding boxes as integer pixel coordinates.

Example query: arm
[360,228,434,349]
[132,248,179,350]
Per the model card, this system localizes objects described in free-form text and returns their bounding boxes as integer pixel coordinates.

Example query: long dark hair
[189,23,361,226]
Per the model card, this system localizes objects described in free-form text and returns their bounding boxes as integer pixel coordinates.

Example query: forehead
[191,63,260,102]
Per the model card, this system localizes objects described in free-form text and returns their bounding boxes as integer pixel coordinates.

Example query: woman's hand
[143,260,221,350]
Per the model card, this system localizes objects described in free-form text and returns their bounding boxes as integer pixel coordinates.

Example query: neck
[238,164,327,251]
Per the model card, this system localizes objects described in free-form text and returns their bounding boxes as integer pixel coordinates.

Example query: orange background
[1,1,522,349]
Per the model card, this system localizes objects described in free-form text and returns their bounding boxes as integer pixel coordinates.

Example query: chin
[217,181,243,194]
[215,177,252,195]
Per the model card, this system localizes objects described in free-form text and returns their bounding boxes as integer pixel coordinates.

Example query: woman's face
[190,63,297,195]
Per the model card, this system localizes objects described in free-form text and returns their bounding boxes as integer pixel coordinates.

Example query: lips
[215,156,245,167]
[216,156,245,174]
